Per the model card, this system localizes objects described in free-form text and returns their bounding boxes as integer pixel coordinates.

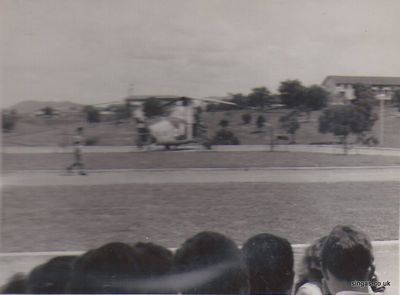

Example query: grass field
[2,182,398,252]
[3,151,400,171]
[203,107,400,147]
[3,106,400,147]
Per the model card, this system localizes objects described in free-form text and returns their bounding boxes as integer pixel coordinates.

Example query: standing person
[66,127,86,175]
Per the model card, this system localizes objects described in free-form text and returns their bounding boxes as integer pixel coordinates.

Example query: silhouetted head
[321,225,379,294]
[1,273,27,294]
[27,255,76,294]
[129,241,176,293]
[295,236,327,293]
[131,242,173,276]
[69,242,140,294]
[173,231,249,294]
[242,233,294,295]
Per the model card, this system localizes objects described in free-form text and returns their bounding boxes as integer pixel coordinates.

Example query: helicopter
[126,95,238,150]
[125,95,284,150]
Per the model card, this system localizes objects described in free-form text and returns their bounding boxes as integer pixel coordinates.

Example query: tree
[2,111,17,132]
[248,87,272,108]
[114,101,132,121]
[393,89,400,111]
[212,129,240,145]
[241,113,252,124]
[279,110,300,143]
[42,106,54,117]
[350,83,377,139]
[143,97,164,118]
[351,83,376,113]
[279,80,306,109]
[318,104,376,154]
[231,93,248,108]
[256,115,266,130]
[83,106,101,123]
[302,85,329,120]
[219,119,229,128]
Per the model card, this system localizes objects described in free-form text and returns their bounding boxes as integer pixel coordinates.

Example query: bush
[114,103,131,121]
[85,136,99,146]
[362,135,379,146]
[42,106,54,116]
[279,110,300,143]
[2,112,17,132]
[256,115,266,129]
[219,119,229,128]
[241,113,252,124]
[83,106,101,123]
[212,129,240,145]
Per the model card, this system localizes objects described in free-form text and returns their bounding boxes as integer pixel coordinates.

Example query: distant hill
[9,100,83,114]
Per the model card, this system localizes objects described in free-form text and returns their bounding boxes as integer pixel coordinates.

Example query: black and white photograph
[1,0,399,294]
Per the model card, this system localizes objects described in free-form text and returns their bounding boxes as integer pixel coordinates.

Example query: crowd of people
[1,225,385,295]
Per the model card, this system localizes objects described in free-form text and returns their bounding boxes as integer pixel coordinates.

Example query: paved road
[3,166,400,187]
[3,144,400,156]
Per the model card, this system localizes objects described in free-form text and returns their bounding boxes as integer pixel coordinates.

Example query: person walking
[66,127,87,175]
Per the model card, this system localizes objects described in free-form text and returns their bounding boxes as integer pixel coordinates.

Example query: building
[322,76,400,104]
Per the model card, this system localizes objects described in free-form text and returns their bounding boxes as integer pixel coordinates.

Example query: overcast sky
[1,0,400,107]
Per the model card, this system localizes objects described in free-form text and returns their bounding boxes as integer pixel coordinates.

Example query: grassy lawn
[3,106,400,147]
[3,151,400,171]
[2,182,398,252]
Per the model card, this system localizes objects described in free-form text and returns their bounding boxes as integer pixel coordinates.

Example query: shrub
[219,119,229,128]
[2,112,17,132]
[83,106,101,123]
[42,106,54,117]
[212,129,240,145]
[85,136,99,146]
[242,113,252,124]
[256,115,266,129]
[279,110,300,143]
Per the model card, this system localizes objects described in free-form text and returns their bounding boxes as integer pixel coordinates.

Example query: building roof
[322,76,400,86]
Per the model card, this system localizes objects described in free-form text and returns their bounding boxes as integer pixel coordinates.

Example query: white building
[322,76,400,104]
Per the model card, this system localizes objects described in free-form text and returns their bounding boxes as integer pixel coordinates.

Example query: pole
[379,99,384,146]
[128,83,134,97]
[269,125,274,152]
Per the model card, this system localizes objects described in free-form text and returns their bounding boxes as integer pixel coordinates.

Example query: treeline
[207,80,329,113]
[209,81,400,149]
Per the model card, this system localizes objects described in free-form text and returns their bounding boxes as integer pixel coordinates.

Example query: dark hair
[1,273,27,294]
[321,225,380,286]
[68,242,141,294]
[131,242,173,276]
[173,231,249,294]
[294,236,327,293]
[27,256,76,294]
[242,233,294,294]
[130,242,175,293]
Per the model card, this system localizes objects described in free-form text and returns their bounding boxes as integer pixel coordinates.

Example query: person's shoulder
[296,282,323,295]
[336,291,374,295]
